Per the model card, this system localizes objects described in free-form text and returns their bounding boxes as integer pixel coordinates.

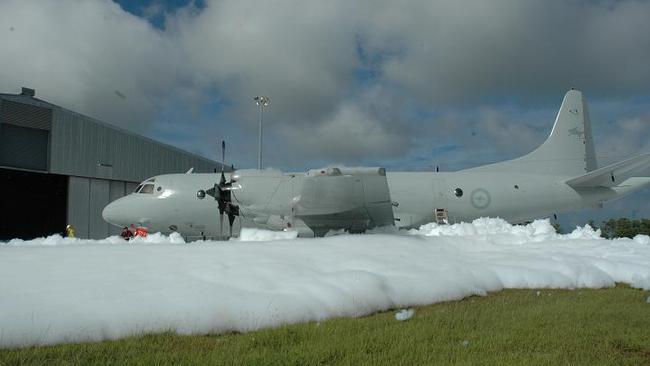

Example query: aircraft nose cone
[102,198,127,226]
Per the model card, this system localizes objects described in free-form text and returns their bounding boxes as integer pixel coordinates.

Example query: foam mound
[0,218,648,348]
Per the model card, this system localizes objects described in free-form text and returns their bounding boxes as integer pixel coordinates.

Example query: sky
[1,219,649,348]
[0,0,649,228]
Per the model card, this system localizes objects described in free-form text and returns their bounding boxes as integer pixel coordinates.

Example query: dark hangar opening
[0,168,68,241]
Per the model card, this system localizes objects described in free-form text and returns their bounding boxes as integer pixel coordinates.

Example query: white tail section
[466,89,597,176]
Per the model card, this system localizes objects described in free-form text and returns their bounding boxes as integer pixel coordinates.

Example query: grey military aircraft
[102,89,650,238]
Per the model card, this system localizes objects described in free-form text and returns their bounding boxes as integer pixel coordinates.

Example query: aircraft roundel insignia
[470,188,491,209]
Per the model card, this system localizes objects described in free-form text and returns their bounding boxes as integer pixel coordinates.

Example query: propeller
[205,140,240,238]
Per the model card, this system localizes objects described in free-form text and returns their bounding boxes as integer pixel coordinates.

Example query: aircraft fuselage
[102,170,615,238]
[102,89,650,238]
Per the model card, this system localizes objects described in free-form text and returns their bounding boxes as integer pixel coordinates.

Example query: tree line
[587,218,650,239]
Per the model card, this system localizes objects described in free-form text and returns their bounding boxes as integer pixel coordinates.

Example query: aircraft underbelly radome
[102,89,650,238]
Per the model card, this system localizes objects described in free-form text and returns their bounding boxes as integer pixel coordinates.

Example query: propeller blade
[220,171,227,186]
[219,213,223,239]
[228,215,234,237]
[227,204,238,238]
[228,204,239,217]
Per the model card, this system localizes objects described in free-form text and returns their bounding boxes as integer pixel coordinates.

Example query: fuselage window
[454,188,463,197]
[157,186,162,192]
[139,184,155,194]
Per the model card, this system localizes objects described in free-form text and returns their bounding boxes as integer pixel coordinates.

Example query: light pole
[253,96,269,170]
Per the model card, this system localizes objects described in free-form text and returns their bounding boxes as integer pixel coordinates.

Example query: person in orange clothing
[135,226,148,237]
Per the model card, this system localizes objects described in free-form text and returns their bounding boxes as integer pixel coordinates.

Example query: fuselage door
[432,176,448,222]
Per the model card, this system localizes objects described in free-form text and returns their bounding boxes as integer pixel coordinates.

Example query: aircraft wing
[566,153,650,188]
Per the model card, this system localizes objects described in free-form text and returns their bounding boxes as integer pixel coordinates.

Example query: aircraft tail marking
[566,153,650,188]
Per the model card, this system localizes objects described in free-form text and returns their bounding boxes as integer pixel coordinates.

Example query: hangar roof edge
[0,92,219,166]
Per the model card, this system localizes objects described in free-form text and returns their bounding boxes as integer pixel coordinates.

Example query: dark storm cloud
[0,0,649,169]
[366,0,650,102]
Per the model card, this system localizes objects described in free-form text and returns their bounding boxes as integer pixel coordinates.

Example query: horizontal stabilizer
[566,153,650,188]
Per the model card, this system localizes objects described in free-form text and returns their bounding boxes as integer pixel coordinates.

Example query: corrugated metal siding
[50,109,220,182]
[0,123,49,171]
[126,182,138,194]
[68,176,129,239]
[89,178,110,239]
[68,176,90,238]
[0,100,52,130]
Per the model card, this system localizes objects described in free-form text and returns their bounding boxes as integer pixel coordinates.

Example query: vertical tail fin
[467,89,597,176]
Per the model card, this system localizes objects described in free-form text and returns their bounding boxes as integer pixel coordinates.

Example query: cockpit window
[139,184,154,194]
[134,177,156,194]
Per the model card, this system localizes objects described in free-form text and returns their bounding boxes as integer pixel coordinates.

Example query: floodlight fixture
[254,96,270,107]
[253,96,270,169]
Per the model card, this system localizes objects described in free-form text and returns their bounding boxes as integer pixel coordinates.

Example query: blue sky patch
[115,0,205,29]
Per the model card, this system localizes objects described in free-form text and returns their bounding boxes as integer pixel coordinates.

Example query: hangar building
[0,87,223,240]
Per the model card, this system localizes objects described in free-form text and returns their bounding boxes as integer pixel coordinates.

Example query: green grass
[2,285,649,365]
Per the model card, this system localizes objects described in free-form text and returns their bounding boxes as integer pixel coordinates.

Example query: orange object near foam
[135,227,148,237]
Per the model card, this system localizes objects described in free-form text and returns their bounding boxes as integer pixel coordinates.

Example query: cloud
[596,115,650,167]
[0,0,185,130]
[166,0,362,125]
[364,0,650,103]
[281,100,409,163]
[0,0,649,172]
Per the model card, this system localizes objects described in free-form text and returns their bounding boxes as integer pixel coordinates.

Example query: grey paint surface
[0,99,52,130]
[0,92,222,184]
[68,176,90,238]
[67,176,132,238]
[0,98,52,171]
[125,182,139,195]
[0,124,49,171]
[49,108,219,183]
[89,178,110,239]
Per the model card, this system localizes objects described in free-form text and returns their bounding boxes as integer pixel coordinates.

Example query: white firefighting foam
[1,218,648,348]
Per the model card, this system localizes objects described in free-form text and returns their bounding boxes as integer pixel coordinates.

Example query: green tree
[599,218,650,239]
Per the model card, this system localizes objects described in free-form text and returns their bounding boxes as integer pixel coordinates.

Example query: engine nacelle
[234,167,394,236]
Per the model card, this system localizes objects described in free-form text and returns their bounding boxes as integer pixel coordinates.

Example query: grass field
[1,285,649,365]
